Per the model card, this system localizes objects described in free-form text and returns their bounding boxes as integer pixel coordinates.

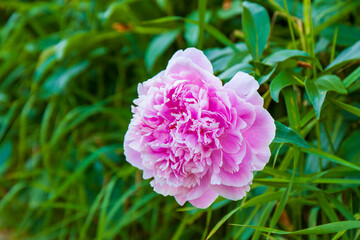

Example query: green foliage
[0,0,360,239]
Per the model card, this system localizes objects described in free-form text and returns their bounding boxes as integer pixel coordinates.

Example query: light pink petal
[165,55,222,88]
[218,168,253,187]
[211,184,250,201]
[174,195,187,206]
[251,145,272,171]
[169,48,213,73]
[226,91,256,131]
[243,106,276,149]
[150,180,181,196]
[224,72,263,106]
[143,169,153,179]
[186,170,211,200]
[240,141,271,171]
[189,189,218,209]
[123,127,144,170]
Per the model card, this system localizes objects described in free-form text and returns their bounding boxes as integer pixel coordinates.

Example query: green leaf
[184,11,211,47]
[305,75,346,119]
[218,63,252,80]
[316,75,347,94]
[270,70,302,102]
[302,148,360,171]
[328,98,360,118]
[263,49,310,66]
[44,145,120,205]
[206,191,284,239]
[305,78,327,119]
[242,1,270,61]
[326,195,356,221]
[325,40,360,71]
[42,60,90,98]
[145,29,181,71]
[273,121,311,148]
[231,221,360,235]
[343,66,360,88]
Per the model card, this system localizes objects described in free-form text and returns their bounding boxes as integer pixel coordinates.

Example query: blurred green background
[0,0,360,239]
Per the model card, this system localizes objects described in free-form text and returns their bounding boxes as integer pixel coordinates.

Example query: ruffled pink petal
[243,106,276,149]
[189,189,218,209]
[224,72,263,106]
[169,48,214,73]
[211,184,250,201]
[186,170,211,200]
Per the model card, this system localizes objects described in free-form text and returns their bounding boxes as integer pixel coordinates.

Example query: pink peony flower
[124,48,275,208]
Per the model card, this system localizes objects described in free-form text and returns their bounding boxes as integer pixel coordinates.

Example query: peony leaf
[343,65,360,88]
[184,10,211,47]
[325,40,360,71]
[263,49,309,65]
[305,78,327,119]
[263,49,323,70]
[145,29,181,71]
[270,70,302,102]
[316,75,347,94]
[242,1,270,61]
[273,121,310,148]
[42,60,90,98]
[306,75,347,119]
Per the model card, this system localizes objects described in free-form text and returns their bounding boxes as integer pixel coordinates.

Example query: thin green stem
[198,0,207,49]
[283,0,296,48]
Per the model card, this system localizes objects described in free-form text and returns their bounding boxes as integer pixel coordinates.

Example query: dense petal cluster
[124,48,275,208]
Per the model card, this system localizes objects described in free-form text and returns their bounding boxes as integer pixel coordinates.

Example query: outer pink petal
[189,189,218,209]
[218,168,253,187]
[243,106,276,149]
[123,126,144,170]
[186,170,211,200]
[169,48,213,73]
[224,72,263,106]
[174,195,187,206]
[211,184,250,201]
[150,180,181,196]
[165,55,222,89]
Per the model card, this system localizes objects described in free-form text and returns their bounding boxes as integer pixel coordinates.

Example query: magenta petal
[189,189,218,209]
[220,134,241,153]
[211,184,250,201]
